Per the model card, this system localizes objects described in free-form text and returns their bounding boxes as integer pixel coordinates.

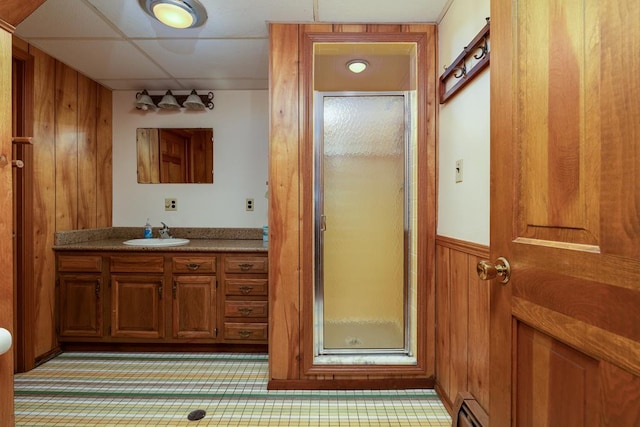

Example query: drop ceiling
[15,0,451,91]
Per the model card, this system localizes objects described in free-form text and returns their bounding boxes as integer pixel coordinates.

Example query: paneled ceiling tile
[176,79,269,91]
[97,79,184,91]
[133,39,269,79]
[15,0,121,38]
[317,0,449,22]
[25,39,171,81]
[89,0,314,39]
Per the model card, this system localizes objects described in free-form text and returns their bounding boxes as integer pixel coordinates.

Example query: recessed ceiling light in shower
[139,0,208,29]
[346,59,369,74]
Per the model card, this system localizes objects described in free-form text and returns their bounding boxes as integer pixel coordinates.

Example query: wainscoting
[435,236,490,414]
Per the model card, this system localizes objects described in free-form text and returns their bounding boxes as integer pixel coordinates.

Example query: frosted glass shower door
[316,94,408,354]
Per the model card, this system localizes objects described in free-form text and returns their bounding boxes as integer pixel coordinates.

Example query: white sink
[123,238,190,247]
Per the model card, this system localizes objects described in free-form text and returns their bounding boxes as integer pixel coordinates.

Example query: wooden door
[489,0,640,425]
[172,275,217,339]
[111,275,165,339]
[58,274,103,338]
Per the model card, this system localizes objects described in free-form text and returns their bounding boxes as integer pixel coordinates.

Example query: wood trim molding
[268,377,435,390]
[436,235,489,258]
[0,19,15,34]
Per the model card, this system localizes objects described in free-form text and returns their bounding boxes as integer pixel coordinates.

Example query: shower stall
[312,42,419,366]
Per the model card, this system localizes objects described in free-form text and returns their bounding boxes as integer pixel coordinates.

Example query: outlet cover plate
[165,198,177,211]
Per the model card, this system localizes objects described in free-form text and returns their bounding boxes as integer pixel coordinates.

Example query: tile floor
[14,352,451,426]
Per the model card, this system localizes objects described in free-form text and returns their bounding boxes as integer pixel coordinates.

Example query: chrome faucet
[158,222,173,239]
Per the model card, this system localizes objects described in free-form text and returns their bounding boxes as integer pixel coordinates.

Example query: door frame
[12,45,35,373]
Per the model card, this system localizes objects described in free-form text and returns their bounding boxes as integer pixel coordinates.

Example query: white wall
[112,90,268,229]
[438,0,491,245]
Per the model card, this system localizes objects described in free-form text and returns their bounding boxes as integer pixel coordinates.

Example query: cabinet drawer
[57,255,102,273]
[225,279,268,296]
[224,323,268,341]
[224,256,268,274]
[172,256,216,273]
[225,301,268,318]
[110,255,164,273]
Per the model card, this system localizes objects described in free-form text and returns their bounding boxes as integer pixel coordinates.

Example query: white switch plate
[455,159,463,183]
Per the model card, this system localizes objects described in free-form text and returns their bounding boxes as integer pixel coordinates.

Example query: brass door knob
[476,257,511,284]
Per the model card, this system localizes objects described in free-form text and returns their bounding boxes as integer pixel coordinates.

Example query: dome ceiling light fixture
[139,0,208,29]
[346,59,369,74]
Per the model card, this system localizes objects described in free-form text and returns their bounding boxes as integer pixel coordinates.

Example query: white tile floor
[14,352,451,426]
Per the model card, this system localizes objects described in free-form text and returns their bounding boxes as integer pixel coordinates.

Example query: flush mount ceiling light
[139,0,207,29]
[346,59,369,74]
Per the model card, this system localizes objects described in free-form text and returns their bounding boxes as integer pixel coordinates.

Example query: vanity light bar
[135,90,214,111]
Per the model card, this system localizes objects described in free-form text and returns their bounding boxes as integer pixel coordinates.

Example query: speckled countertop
[53,227,268,252]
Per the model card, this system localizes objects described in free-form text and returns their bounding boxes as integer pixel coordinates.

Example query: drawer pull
[186,263,201,271]
[238,263,254,271]
[238,307,254,316]
[239,286,253,294]
[238,330,253,339]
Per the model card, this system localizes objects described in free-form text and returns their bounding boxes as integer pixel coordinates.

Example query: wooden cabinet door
[172,275,217,339]
[58,274,102,338]
[490,0,640,425]
[110,275,164,339]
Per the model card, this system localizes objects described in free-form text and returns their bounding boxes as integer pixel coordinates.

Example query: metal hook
[453,64,467,79]
[474,37,489,60]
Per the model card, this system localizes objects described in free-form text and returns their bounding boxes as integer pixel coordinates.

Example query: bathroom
[3,0,486,423]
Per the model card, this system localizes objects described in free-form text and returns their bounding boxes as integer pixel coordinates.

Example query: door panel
[490,0,640,425]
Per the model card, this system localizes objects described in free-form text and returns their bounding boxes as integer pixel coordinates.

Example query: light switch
[455,159,463,183]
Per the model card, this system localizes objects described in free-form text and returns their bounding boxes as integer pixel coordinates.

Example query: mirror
[136,128,213,183]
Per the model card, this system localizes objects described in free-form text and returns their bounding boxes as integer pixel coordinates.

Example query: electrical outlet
[455,159,463,183]
[165,198,177,211]
[246,198,254,211]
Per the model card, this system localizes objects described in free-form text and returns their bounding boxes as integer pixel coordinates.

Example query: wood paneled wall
[269,23,437,387]
[435,236,490,414]
[0,27,15,427]
[14,38,112,361]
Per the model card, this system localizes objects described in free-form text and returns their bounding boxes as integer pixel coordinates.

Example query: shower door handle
[320,215,327,231]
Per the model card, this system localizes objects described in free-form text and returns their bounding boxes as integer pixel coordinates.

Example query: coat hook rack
[439,17,491,104]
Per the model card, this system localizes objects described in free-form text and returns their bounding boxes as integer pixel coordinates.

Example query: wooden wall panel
[54,62,78,231]
[77,74,97,230]
[268,23,302,381]
[333,24,367,32]
[269,23,437,386]
[0,28,15,427]
[25,41,112,361]
[449,249,469,400]
[467,254,490,408]
[30,46,57,359]
[435,236,490,414]
[435,244,451,400]
[96,86,112,227]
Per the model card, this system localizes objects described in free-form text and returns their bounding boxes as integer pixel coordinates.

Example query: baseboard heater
[452,392,489,427]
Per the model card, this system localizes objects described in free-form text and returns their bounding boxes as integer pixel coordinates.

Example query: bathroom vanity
[54,228,268,351]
